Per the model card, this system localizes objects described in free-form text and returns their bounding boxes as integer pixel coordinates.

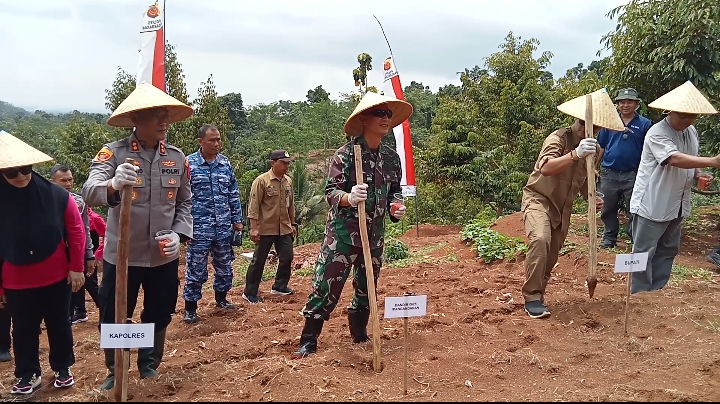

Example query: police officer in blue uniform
[183,124,243,323]
[597,88,653,248]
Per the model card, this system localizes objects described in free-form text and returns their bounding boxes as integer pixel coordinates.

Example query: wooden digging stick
[353,144,382,373]
[584,95,599,299]
[624,273,631,335]
[115,157,134,402]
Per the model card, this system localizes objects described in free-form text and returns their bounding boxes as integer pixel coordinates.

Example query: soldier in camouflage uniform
[183,124,243,323]
[293,92,413,358]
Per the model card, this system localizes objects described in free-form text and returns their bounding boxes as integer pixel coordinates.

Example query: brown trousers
[522,209,569,302]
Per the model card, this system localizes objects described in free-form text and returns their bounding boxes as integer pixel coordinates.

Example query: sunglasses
[365,109,393,119]
[2,165,32,179]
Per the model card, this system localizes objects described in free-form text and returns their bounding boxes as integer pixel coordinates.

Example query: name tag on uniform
[161,167,181,176]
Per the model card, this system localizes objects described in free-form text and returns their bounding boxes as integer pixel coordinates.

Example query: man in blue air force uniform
[183,124,243,323]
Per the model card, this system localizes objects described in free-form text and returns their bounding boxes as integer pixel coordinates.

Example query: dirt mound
[9,207,720,402]
[490,211,525,239]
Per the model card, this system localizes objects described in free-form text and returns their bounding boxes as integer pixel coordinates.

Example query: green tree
[55,118,120,188]
[218,92,248,131]
[289,159,328,245]
[306,85,331,104]
[403,81,437,147]
[601,0,720,190]
[352,53,374,96]
[420,32,556,217]
[601,0,720,122]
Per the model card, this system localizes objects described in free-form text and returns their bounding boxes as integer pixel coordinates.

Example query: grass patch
[294,267,314,277]
[670,264,714,286]
[386,242,448,268]
[692,317,720,333]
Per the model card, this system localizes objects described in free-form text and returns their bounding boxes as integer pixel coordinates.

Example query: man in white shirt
[629,81,719,294]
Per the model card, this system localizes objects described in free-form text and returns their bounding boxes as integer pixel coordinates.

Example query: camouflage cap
[615,88,641,102]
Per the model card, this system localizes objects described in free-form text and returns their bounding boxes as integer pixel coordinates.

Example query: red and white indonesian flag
[136,2,165,91]
[382,56,416,197]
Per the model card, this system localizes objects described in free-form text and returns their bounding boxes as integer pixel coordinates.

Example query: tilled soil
[3,209,720,402]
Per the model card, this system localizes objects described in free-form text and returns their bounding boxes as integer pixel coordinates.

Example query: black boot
[184,300,199,324]
[707,248,720,268]
[138,328,167,379]
[215,290,235,309]
[98,349,115,390]
[292,317,324,359]
[347,308,370,343]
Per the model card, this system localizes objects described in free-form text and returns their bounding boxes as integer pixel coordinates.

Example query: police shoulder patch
[184,157,191,180]
[93,146,114,163]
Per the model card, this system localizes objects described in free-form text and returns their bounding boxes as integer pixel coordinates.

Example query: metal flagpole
[372,14,421,237]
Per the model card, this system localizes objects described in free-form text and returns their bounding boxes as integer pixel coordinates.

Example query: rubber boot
[291,317,324,359]
[215,290,235,309]
[137,328,166,379]
[98,349,115,390]
[347,308,370,343]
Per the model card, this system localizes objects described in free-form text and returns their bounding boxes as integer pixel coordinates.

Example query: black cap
[269,150,294,162]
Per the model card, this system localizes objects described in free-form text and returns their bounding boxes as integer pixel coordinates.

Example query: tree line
[1,0,718,242]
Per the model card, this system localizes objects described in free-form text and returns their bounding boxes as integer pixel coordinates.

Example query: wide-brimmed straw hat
[557,88,625,132]
[648,81,718,115]
[0,130,54,170]
[107,81,195,128]
[343,92,413,137]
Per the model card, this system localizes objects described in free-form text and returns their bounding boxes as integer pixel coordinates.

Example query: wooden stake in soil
[404,316,409,394]
[353,144,383,373]
[402,291,414,395]
[114,157,135,402]
[624,274,631,335]
[584,95,599,299]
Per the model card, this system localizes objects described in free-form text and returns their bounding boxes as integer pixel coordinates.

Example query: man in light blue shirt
[628,81,718,294]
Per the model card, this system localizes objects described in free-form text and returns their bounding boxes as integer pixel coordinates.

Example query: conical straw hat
[0,130,54,170]
[557,88,625,132]
[648,81,717,114]
[107,81,194,127]
[344,91,414,137]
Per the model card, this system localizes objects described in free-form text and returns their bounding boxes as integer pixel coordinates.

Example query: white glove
[111,163,139,191]
[575,138,598,159]
[155,231,180,257]
[348,184,368,207]
[392,205,407,219]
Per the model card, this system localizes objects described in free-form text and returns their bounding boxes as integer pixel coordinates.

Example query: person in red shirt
[0,131,85,395]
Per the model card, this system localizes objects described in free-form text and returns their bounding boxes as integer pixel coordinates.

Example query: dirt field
[4,207,720,402]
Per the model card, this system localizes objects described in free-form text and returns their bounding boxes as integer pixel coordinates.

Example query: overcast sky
[0,0,628,113]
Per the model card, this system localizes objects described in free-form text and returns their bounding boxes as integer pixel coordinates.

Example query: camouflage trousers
[302,236,383,321]
[183,236,235,302]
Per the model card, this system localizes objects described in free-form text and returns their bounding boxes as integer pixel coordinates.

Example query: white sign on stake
[384,295,428,319]
[100,323,155,349]
[614,252,649,274]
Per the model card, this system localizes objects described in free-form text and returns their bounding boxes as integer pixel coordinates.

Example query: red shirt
[0,194,85,293]
[88,207,107,261]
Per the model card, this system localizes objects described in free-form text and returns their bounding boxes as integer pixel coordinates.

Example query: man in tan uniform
[521,89,624,319]
[242,150,296,304]
[82,82,194,390]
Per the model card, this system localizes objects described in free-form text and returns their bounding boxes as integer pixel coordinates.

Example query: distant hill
[0,101,30,119]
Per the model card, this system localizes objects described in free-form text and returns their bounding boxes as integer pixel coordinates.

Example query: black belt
[602,168,636,174]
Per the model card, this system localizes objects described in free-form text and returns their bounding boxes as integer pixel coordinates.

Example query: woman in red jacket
[0,131,85,395]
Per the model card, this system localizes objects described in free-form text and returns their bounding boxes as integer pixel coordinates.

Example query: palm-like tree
[289,159,327,244]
